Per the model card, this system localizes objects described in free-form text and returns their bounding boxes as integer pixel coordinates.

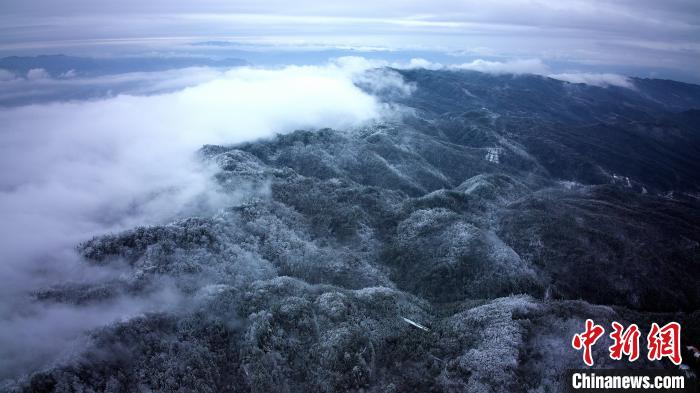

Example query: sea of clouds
[0,56,401,379]
[0,55,637,379]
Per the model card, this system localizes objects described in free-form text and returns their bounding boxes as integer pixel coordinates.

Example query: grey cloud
[0,1,697,82]
[0,282,184,379]
[0,69,15,80]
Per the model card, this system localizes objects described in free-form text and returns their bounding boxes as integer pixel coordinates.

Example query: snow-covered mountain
[5,69,700,392]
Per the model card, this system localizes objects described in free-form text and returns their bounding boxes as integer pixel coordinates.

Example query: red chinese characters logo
[572,320,682,366]
[647,322,682,365]
[609,322,640,362]
[572,319,605,366]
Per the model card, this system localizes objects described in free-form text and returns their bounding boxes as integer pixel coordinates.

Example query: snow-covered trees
[9,69,700,392]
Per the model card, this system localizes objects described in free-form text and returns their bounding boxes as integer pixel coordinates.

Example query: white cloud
[0,60,388,280]
[451,58,550,75]
[395,58,444,70]
[0,59,401,375]
[548,72,635,88]
[26,67,50,80]
[59,69,78,78]
[393,58,637,89]
[394,57,552,76]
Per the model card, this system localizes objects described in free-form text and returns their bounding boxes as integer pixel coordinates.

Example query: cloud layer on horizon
[0,56,639,110]
[0,0,698,81]
[548,72,636,88]
[452,59,550,75]
[392,57,635,88]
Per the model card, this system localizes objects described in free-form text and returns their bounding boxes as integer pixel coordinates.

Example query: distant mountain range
[0,54,249,77]
[0,55,250,106]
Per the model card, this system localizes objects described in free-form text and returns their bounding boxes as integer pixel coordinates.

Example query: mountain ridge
[5,68,700,392]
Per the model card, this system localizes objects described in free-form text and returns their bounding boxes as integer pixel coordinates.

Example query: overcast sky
[0,1,699,79]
